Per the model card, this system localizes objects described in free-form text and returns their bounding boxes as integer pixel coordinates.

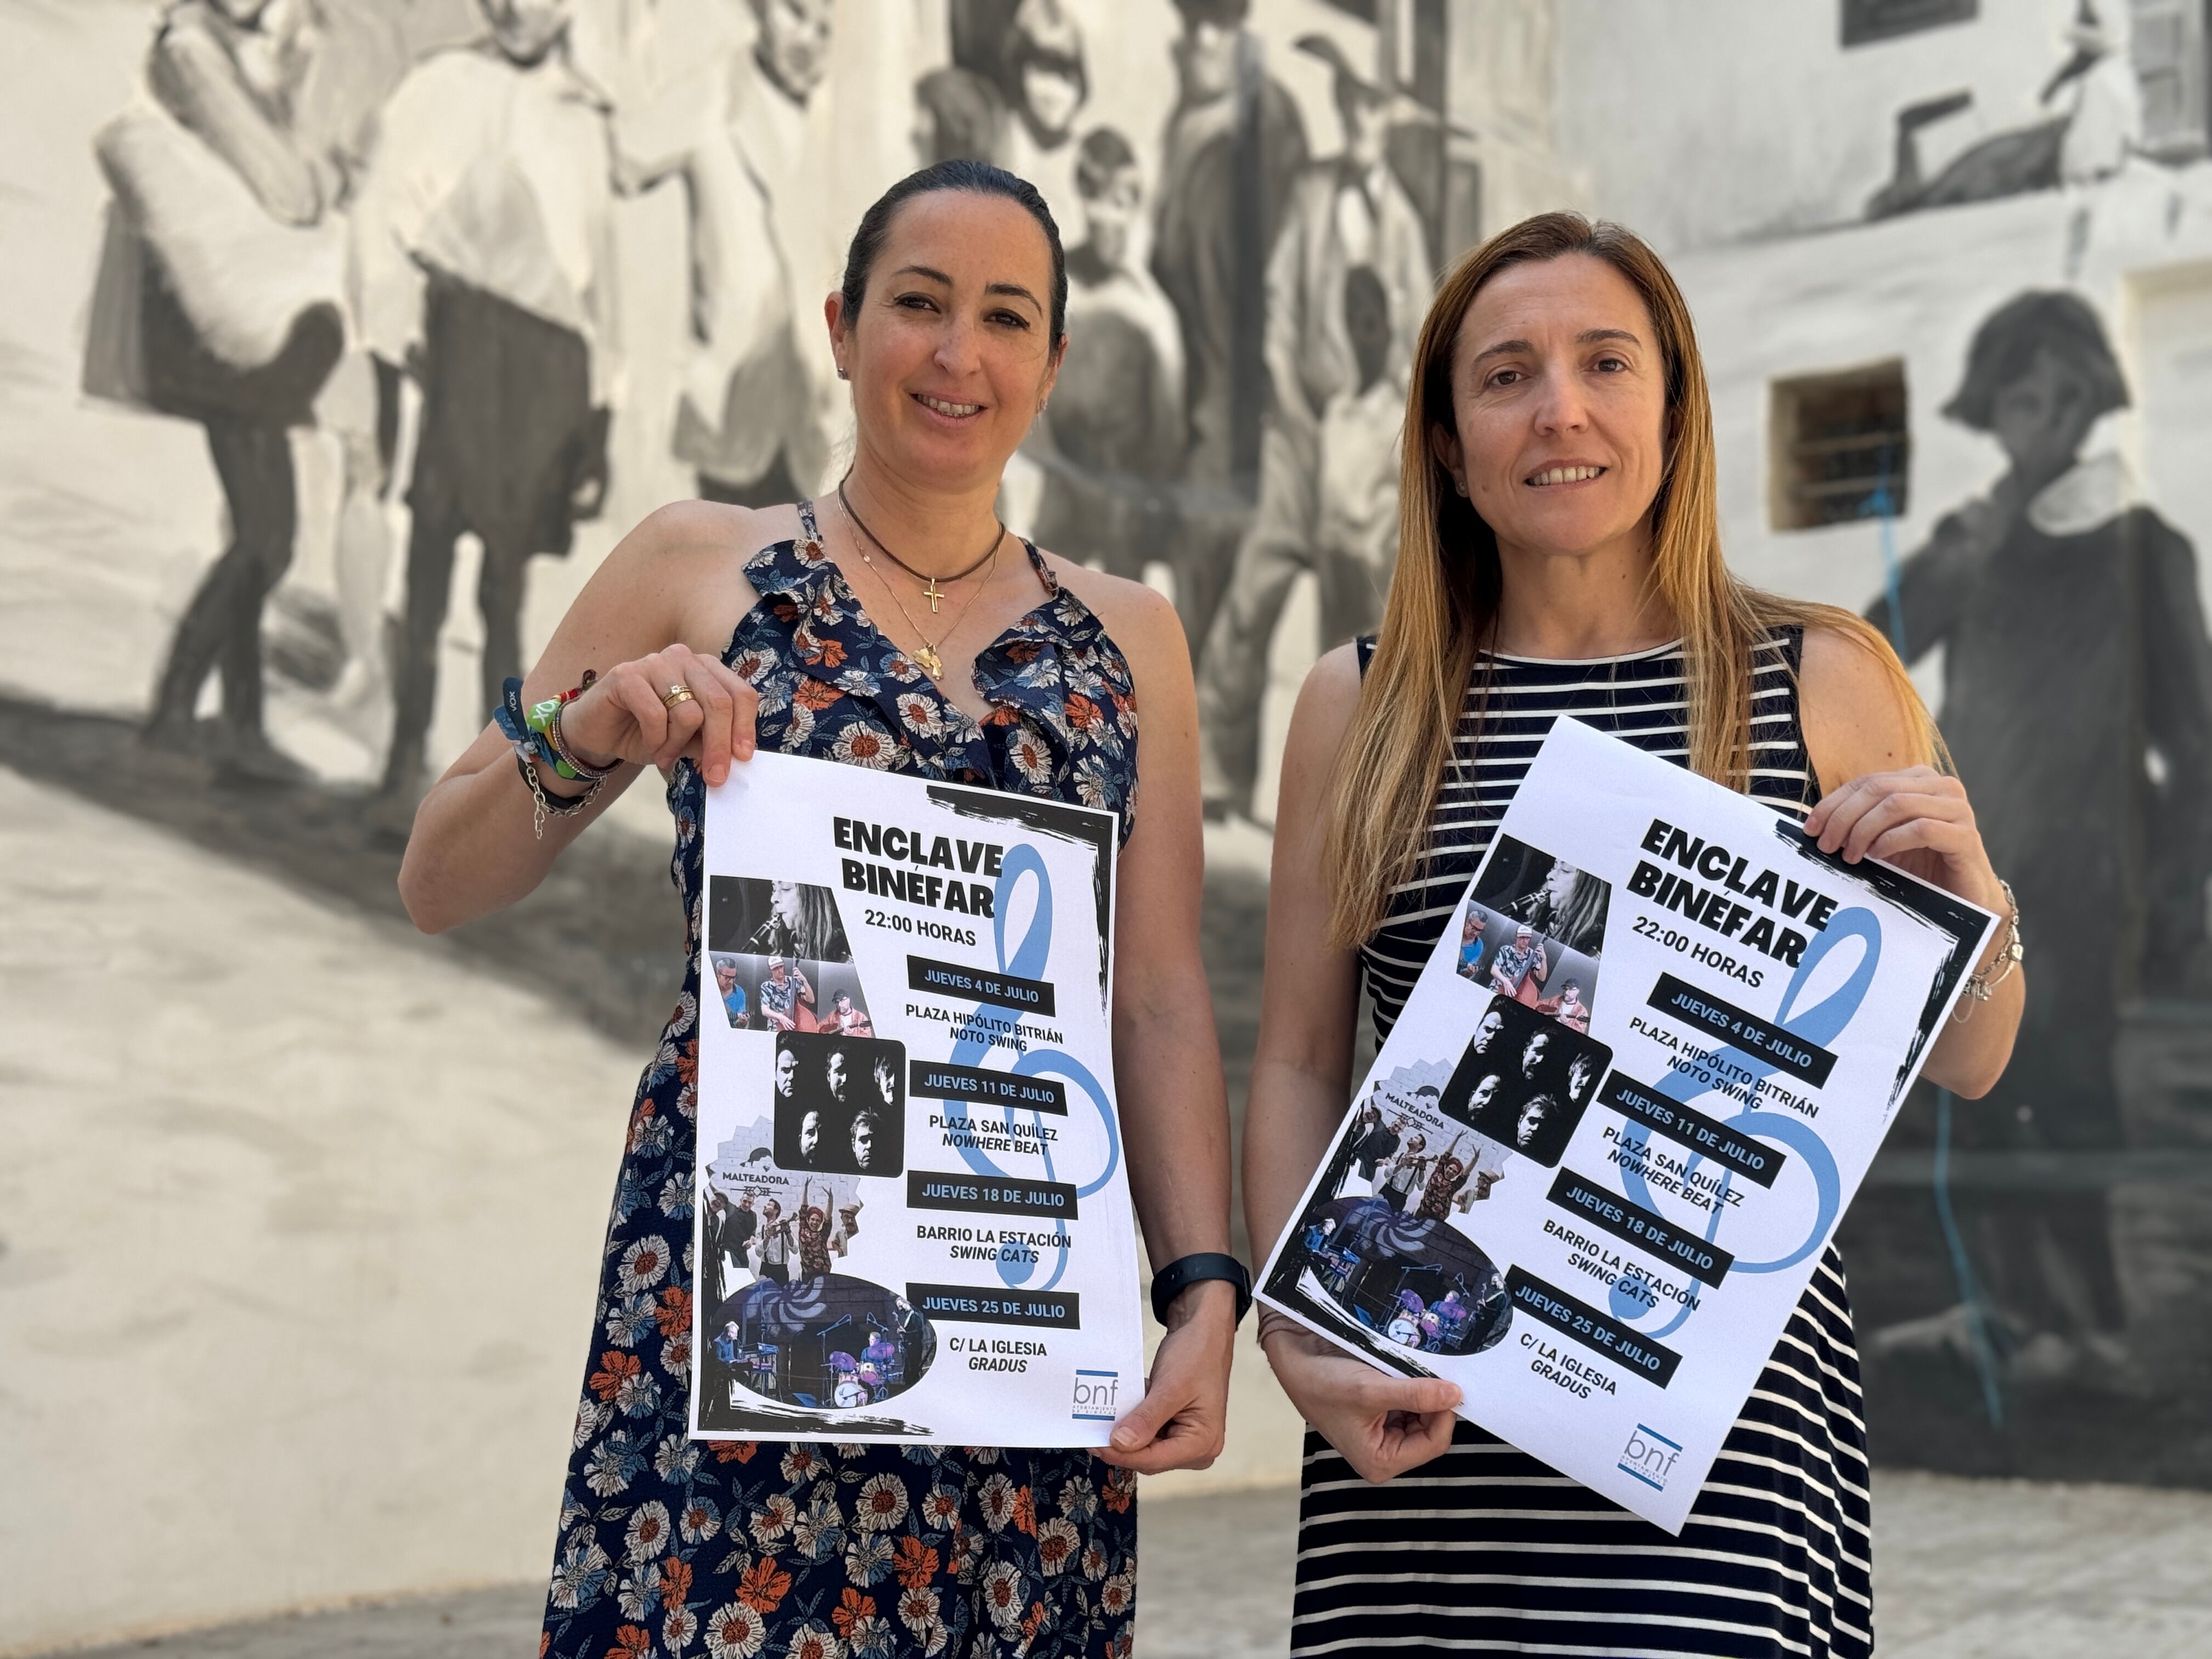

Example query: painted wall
[1558,0,2125,253]
[0,0,1434,1646]
[1601,4,2212,1486]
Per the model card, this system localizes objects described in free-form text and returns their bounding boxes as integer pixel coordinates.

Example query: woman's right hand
[1263,1325,1464,1484]
[559,642,760,787]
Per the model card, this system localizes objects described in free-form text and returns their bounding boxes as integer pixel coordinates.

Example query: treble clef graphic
[943,843,1121,1295]
[1611,907,1878,1338]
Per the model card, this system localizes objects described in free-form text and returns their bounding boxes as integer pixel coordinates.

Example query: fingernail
[1110,1429,1137,1451]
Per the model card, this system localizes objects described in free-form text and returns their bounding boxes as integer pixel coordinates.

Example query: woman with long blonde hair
[1245,213,2023,1655]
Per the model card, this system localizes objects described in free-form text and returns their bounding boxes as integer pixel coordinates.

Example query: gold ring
[661,684,696,709]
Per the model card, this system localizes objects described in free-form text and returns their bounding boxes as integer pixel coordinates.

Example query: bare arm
[1051,564,1238,1473]
[1242,647,1463,1481]
[1799,623,2021,1097]
[397,501,764,933]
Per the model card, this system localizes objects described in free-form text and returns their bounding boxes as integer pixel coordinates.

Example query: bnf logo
[1071,1369,1119,1420]
[1618,1424,1681,1493]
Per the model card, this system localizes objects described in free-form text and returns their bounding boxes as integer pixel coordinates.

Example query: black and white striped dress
[1295,631,1874,1658]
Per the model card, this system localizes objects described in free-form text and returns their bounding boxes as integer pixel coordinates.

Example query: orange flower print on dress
[660,1556,693,1611]
[590,1351,641,1403]
[654,1286,690,1341]
[605,1626,651,1659]
[736,1555,792,1615]
[830,1588,876,1639]
[892,1536,940,1590]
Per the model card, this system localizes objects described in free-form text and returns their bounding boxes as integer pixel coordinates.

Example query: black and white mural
[1588,0,2212,1490]
[27,0,1465,818]
[13,15,2212,1634]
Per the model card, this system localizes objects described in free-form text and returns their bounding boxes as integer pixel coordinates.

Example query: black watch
[1150,1252,1252,1326]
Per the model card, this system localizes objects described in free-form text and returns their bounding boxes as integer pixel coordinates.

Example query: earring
[836,366,849,381]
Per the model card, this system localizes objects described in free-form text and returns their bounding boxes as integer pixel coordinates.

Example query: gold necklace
[840,496,1001,681]
[838,481,1003,613]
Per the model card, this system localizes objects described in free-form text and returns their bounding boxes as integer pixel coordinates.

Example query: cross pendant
[921,575,946,613]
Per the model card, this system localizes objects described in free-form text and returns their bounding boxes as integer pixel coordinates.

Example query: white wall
[1557,0,2117,254]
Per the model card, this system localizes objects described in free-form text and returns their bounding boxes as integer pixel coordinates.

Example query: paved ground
[52,1471,2212,1657]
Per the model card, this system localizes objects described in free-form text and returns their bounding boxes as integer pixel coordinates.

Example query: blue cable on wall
[1932,1087,2006,1427]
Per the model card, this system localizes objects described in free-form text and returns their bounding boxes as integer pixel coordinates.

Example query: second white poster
[1259,718,1995,1531]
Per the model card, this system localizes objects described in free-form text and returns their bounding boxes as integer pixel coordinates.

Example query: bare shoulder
[624,498,788,562]
[1291,642,1365,744]
[579,499,778,657]
[1041,555,1189,687]
[1797,614,1929,789]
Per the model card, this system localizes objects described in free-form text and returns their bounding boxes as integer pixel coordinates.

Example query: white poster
[690,752,1141,1446]
[1259,718,1996,1531]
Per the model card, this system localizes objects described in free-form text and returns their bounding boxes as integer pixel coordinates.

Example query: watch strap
[1149,1251,1252,1326]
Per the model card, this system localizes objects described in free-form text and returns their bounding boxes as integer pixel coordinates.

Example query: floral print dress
[543,504,1142,1659]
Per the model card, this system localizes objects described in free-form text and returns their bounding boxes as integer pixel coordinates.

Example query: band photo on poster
[1457,835,1611,1030]
[1436,992,1612,1166]
[695,1114,935,1438]
[771,1031,907,1178]
[1265,1053,1524,1373]
[706,874,875,1033]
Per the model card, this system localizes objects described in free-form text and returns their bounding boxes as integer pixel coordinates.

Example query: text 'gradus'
[835,815,1002,917]
[1626,818,1840,966]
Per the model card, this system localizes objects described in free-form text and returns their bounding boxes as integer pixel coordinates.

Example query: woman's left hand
[1802,764,2002,906]
[1097,1282,1237,1474]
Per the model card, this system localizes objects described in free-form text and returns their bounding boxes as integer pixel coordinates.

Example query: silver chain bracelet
[515,749,603,840]
[1955,878,2022,1017]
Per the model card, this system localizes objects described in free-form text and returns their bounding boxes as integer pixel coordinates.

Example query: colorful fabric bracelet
[495,674,609,783]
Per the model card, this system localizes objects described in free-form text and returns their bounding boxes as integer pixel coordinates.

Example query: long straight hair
[1325,213,1939,948]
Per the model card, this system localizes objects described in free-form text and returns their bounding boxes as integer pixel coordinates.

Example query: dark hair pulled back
[839,159,1068,344]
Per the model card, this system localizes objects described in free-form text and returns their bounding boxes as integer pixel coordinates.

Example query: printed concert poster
[690,752,1142,1447]
[1258,718,1996,1531]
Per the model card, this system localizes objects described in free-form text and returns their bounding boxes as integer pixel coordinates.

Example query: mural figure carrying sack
[92,0,349,785]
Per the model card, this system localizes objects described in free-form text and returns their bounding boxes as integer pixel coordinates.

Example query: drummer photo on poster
[1260,718,1997,1531]
[690,753,1143,1446]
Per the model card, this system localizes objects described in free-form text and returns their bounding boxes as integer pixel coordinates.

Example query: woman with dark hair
[1870,287,2212,1379]
[398,157,1236,1656]
[1245,213,2023,1655]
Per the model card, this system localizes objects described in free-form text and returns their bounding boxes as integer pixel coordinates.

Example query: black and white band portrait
[1438,992,1611,1166]
[772,1031,906,1178]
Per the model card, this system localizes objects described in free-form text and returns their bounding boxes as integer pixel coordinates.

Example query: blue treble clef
[943,843,1122,1295]
[1611,907,1878,1338]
